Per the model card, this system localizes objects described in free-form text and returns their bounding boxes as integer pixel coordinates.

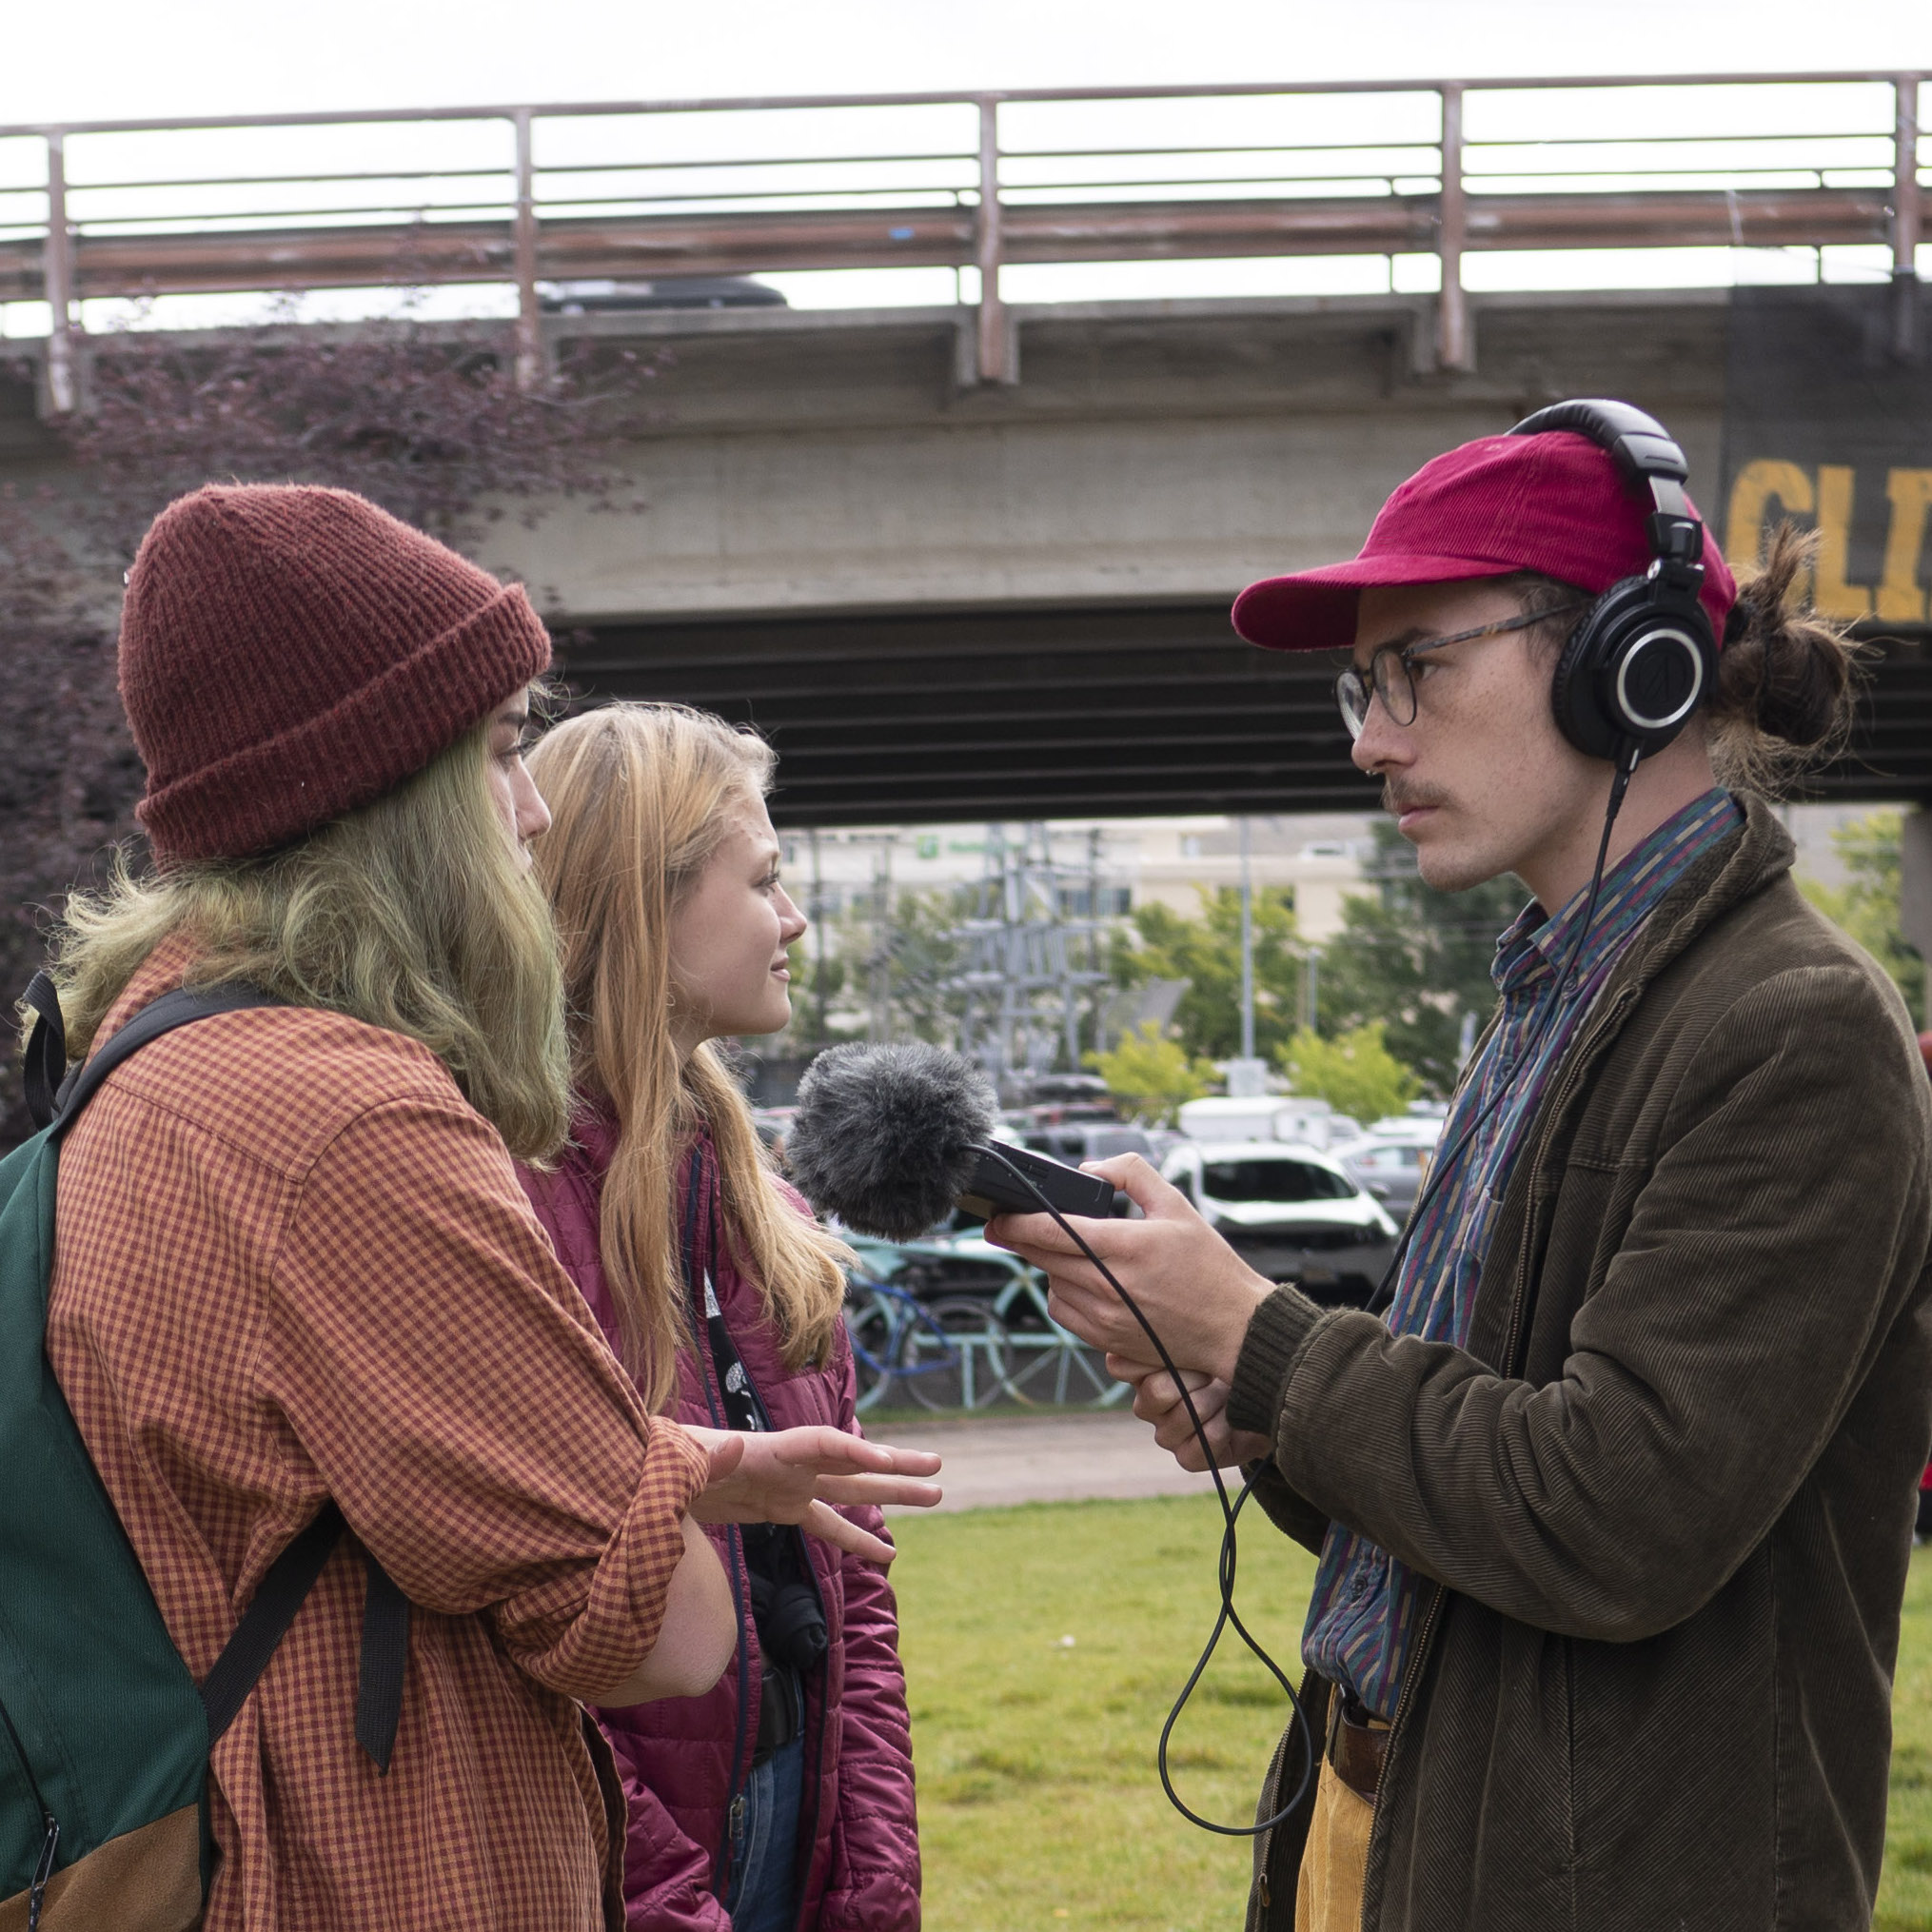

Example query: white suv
[1162,1141,1398,1307]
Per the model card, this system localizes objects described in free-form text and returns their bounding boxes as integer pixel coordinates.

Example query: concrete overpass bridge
[401,286,1932,825]
[1,74,1927,825]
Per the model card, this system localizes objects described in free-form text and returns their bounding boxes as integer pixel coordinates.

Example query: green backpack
[1,974,405,1932]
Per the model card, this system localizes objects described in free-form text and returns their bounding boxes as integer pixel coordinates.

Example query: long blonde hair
[40,722,572,1161]
[527,703,848,1410]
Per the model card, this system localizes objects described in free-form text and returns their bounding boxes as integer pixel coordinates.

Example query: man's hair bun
[1708,522,1866,792]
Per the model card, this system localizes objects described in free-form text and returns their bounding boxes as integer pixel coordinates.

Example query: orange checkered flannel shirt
[47,941,710,1931]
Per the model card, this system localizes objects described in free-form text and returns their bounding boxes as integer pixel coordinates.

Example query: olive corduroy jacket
[1229,797,1932,1932]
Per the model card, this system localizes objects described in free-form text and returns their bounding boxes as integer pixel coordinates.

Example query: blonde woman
[518,703,923,1932]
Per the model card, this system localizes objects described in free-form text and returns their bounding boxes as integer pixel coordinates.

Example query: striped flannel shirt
[47,936,711,1931]
[1302,785,1743,1719]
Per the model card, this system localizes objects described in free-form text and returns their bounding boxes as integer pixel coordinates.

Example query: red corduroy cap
[1232,430,1737,653]
[120,483,552,865]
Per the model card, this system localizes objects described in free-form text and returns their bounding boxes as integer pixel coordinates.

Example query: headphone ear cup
[1550,578,1716,762]
[1549,600,1622,762]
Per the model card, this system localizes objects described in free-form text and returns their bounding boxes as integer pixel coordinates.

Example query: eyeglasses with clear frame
[1335,602,1589,740]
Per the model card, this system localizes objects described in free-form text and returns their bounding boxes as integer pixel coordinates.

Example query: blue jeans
[725,1733,803,1932]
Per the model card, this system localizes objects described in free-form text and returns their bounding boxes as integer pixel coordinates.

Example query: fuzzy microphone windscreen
[786,1041,998,1241]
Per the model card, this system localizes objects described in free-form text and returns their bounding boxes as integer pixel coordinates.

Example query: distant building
[1122,814,1377,942]
[779,812,1376,941]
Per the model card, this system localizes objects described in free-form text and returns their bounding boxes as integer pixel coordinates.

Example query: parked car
[844,1231,1029,1301]
[1161,1141,1397,1308]
[1015,1121,1157,1166]
[1332,1137,1430,1222]
[1332,1114,1446,1224]
[1173,1095,1362,1153]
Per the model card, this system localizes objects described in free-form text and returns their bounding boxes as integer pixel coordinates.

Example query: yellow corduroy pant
[1293,1754,1374,1932]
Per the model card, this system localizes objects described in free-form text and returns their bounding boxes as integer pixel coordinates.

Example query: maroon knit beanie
[119,483,553,865]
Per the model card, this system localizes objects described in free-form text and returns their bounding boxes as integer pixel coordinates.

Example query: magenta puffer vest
[518,1107,920,1932]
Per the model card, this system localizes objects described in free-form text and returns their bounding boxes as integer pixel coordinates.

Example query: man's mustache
[1382,781,1449,817]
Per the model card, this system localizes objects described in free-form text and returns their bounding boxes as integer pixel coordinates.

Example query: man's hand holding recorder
[987,1154,1276,1472]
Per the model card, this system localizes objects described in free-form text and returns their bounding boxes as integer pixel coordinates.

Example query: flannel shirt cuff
[515,1417,711,1699]
[1227,1284,1326,1439]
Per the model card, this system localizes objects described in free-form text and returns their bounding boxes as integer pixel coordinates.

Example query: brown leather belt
[1327,1689,1389,1803]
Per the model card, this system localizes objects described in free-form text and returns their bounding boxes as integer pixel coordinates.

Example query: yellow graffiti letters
[1812,467,1874,620]
[1878,469,1932,626]
[1725,460,1814,573]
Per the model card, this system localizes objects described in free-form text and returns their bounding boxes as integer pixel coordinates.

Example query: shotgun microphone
[784,1041,1117,1239]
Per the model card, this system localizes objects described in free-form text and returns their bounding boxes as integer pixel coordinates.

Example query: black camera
[747,1541,827,1672]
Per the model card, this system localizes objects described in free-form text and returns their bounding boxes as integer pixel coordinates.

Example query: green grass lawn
[1887,1541,1932,1932]
[889,1499,1932,1932]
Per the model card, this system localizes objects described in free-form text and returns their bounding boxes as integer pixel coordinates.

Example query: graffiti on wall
[1722,286,1932,626]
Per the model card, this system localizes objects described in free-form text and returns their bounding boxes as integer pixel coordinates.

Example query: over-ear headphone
[1508,399,1718,764]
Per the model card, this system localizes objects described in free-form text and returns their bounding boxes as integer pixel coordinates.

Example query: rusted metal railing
[0,69,1924,406]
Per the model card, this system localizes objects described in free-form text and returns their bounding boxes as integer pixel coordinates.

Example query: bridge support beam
[974,97,1017,386]
[40,134,76,418]
[1436,85,1474,374]
[512,108,546,394]
[1896,76,1922,363]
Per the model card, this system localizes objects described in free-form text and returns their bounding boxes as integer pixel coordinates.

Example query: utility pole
[809,827,827,1048]
[1226,816,1268,1098]
[866,838,894,1043]
[1238,815,1255,1062]
[1087,826,1106,1055]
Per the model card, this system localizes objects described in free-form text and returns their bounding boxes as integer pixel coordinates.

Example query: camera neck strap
[680,1147,822,1756]
[680,1146,773,1436]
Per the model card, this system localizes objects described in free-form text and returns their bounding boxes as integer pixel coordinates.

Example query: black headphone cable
[980,1144,1314,1836]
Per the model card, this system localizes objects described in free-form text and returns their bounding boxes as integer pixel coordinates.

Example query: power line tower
[949,822,1111,1102]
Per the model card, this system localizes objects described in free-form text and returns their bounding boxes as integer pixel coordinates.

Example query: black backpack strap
[39,980,286,1143]
[355,1560,410,1774]
[21,971,68,1133]
[199,1506,409,1774]
[200,1504,347,1745]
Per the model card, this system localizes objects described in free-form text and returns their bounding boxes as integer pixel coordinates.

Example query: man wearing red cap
[994,404,1932,1931]
[32,484,938,1931]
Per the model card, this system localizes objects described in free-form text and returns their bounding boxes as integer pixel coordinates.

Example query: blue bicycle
[843,1274,1012,1413]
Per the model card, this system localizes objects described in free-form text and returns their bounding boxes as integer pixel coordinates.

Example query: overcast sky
[6,0,1930,126]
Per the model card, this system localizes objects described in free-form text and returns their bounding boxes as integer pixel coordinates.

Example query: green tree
[1114,886,1303,1063]
[1085,1022,1213,1125]
[1316,821,1523,1097]
[1798,810,1926,1028]
[1277,1021,1419,1124]
[0,326,664,1150]
[874,887,975,1043]
[769,886,972,1055]
[779,936,849,1053]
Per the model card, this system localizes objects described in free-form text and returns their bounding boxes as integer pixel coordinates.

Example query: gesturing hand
[985,1153,1274,1386]
[682,1424,943,1567]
